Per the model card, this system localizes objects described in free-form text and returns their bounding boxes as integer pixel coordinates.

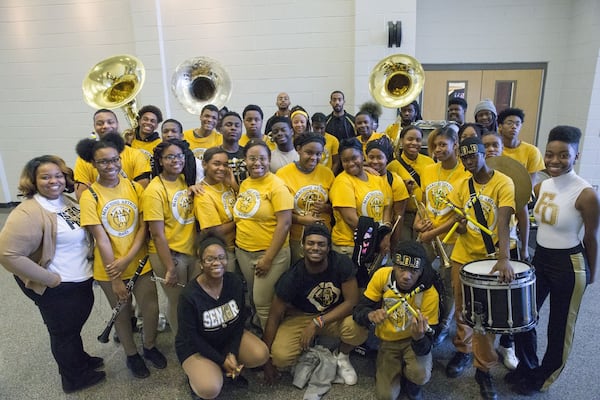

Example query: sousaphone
[171,56,232,114]
[82,54,145,130]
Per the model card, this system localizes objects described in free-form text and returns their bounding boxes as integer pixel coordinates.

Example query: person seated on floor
[262,223,368,385]
[176,236,270,400]
[353,241,440,400]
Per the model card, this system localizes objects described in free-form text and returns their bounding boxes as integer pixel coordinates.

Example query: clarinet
[97,255,149,343]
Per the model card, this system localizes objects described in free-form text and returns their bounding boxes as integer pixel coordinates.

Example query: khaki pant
[451,261,498,372]
[270,312,368,368]
[98,272,158,356]
[375,338,432,400]
[428,242,455,329]
[235,246,291,330]
[149,251,199,335]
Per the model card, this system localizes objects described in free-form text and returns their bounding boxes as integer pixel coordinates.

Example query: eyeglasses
[163,153,185,161]
[247,156,268,163]
[94,157,121,167]
[502,120,522,127]
[203,255,227,264]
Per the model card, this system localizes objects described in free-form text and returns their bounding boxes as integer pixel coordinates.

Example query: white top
[195,158,204,184]
[534,170,591,249]
[270,149,299,173]
[34,194,92,282]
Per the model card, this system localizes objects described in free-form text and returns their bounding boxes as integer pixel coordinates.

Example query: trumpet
[412,195,451,268]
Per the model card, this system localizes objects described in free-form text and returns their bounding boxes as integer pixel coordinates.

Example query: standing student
[141,139,197,335]
[387,125,435,242]
[184,104,224,160]
[131,105,163,163]
[0,156,104,393]
[326,90,356,141]
[447,136,516,400]
[311,112,340,173]
[269,116,299,173]
[473,99,498,132]
[233,140,293,330]
[276,133,335,264]
[77,133,167,379]
[511,126,599,396]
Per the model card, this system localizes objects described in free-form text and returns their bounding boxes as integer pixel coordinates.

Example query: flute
[98,255,149,343]
[412,195,451,268]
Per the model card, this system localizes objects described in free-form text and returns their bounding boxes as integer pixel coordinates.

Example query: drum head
[463,259,531,276]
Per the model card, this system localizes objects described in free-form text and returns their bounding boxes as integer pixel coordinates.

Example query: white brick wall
[0,0,598,201]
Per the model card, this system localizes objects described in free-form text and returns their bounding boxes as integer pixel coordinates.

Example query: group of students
[0,94,597,400]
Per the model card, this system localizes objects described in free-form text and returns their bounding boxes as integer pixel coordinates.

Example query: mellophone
[460,259,537,334]
[98,255,149,343]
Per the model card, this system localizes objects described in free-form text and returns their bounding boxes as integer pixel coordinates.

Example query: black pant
[513,244,588,388]
[16,276,95,386]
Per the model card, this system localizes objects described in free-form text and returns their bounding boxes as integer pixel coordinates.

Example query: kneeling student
[263,223,368,385]
[353,241,440,400]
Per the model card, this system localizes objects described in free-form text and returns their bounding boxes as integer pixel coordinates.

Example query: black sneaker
[62,369,106,393]
[143,346,167,369]
[475,369,498,400]
[446,351,473,378]
[127,354,150,378]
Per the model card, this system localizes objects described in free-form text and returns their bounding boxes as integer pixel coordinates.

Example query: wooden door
[421,65,545,145]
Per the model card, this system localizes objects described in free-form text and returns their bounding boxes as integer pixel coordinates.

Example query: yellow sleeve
[141,179,166,221]
[330,174,357,208]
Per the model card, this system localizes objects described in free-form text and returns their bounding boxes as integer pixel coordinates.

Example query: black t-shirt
[175,272,245,365]
[325,111,356,141]
[274,251,356,313]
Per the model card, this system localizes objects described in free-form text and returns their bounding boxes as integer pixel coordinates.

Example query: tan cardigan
[0,196,84,295]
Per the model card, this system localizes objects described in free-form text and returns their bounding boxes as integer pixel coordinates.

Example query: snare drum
[460,259,537,334]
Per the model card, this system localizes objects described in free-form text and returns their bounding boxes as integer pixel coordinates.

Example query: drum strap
[468,178,496,255]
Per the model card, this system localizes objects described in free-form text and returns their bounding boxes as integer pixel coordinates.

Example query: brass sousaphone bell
[82,54,145,130]
[171,56,232,115]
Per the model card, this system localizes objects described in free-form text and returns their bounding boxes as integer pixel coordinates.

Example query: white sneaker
[336,352,357,385]
[498,345,519,370]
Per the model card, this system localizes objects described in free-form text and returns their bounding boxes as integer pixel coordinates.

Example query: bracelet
[312,315,325,328]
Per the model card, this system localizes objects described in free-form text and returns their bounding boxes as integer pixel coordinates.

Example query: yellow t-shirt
[183,129,224,160]
[239,134,277,150]
[502,142,545,174]
[194,182,237,248]
[421,162,471,244]
[358,132,387,157]
[364,267,439,341]
[131,137,161,164]
[384,170,409,204]
[74,146,151,186]
[384,122,401,145]
[276,163,335,242]
[233,172,294,251]
[142,175,196,255]
[80,178,151,281]
[320,133,339,170]
[330,171,392,247]
[448,171,515,264]
[388,152,435,213]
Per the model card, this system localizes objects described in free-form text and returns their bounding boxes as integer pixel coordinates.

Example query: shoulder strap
[386,171,394,187]
[468,178,495,255]
[397,155,421,187]
[87,186,98,202]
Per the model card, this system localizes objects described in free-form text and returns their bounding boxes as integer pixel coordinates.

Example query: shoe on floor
[475,369,498,400]
[512,380,542,396]
[127,354,150,378]
[62,369,106,393]
[226,374,249,389]
[497,345,519,370]
[335,351,358,385]
[504,369,529,385]
[87,356,104,370]
[404,378,424,400]
[143,346,167,369]
[446,351,473,378]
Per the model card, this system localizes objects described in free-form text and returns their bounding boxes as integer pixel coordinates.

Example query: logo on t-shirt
[222,190,237,220]
[171,190,194,225]
[361,190,385,221]
[203,299,240,330]
[426,182,453,216]
[466,194,497,232]
[193,148,207,160]
[101,199,138,237]
[234,189,261,218]
[384,297,411,332]
[307,282,341,312]
[295,185,328,216]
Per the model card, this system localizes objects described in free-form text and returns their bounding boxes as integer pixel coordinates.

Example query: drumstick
[386,284,424,315]
[386,283,434,334]
[441,197,494,236]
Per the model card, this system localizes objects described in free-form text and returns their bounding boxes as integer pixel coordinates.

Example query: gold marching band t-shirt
[194,181,237,248]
